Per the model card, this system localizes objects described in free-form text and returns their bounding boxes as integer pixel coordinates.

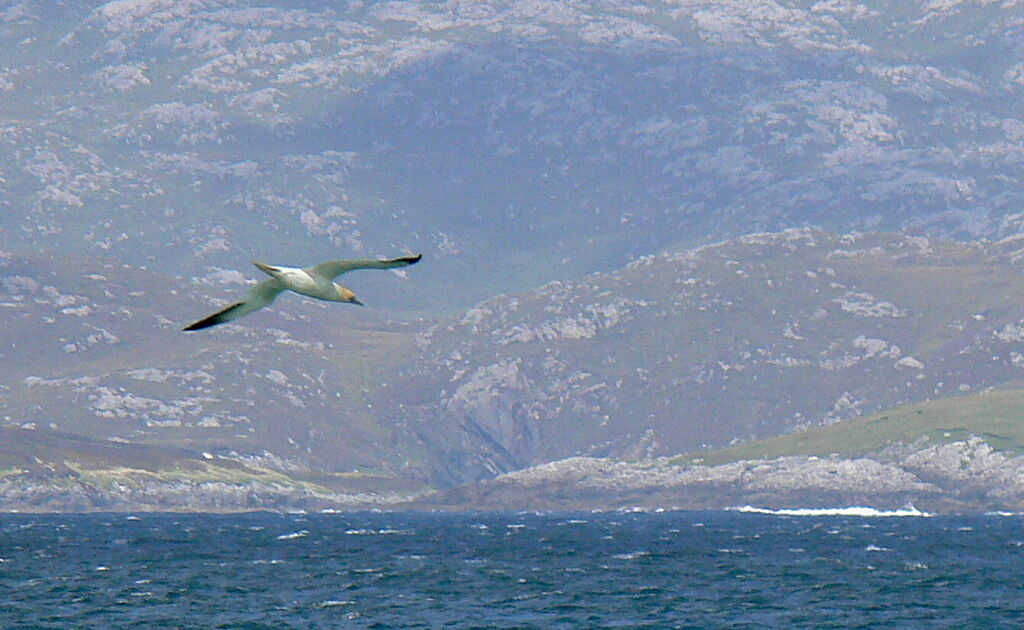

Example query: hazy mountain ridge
[5,1,1024,510]
[3,1,1024,310]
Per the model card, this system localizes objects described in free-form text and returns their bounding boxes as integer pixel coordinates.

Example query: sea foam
[276,530,309,540]
[729,505,931,517]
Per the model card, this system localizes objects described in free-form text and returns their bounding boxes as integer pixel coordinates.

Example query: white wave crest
[612,551,650,560]
[315,600,354,609]
[276,529,309,540]
[344,528,412,536]
[728,505,931,517]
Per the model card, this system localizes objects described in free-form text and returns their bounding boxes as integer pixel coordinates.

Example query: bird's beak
[351,298,364,306]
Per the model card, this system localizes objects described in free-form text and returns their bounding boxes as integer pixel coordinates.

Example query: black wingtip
[182,302,244,332]
[183,317,218,332]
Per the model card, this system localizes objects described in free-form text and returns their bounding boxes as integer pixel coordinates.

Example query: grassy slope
[0,425,416,497]
[686,388,1024,467]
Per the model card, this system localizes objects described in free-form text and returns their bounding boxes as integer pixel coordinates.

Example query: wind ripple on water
[2,511,1024,627]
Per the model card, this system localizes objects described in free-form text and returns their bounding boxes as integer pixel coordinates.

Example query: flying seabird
[183,254,421,331]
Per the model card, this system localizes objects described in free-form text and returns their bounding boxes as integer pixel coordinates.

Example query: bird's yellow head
[335,284,362,306]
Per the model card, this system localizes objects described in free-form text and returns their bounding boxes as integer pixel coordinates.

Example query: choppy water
[2,509,1023,628]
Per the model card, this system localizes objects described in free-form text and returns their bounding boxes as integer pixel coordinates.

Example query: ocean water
[2,509,1023,628]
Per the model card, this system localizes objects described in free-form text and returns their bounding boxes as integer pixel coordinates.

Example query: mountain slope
[691,388,1024,466]
[0,425,419,512]
[7,228,1024,507]
[0,248,428,483]
[385,229,1024,485]
[419,389,1024,513]
[2,1,1024,311]
[5,1,1024,509]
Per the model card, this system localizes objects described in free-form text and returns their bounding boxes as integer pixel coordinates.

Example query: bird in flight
[183,254,421,331]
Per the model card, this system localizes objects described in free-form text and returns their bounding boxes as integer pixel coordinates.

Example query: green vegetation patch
[685,388,1024,466]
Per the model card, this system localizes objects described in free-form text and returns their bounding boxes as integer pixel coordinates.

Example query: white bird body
[184,255,421,331]
[252,263,350,302]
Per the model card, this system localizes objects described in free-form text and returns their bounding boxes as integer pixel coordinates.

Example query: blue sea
[2,509,1023,628]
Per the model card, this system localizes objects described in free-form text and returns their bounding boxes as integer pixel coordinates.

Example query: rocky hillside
[0,248,429,486]
[3,1,1024,310]
[385,229,1024,486]
[0,425,422,513]
[9,228,1024,499]
[5,1,1024,510]
[419,389,1024,513]
[10,388,1024,514]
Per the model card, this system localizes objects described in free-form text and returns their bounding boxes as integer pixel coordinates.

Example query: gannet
[183,254,421,331]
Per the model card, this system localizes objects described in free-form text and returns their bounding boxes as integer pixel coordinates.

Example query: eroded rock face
[384,230,1024,488]
[417,438,1024,513]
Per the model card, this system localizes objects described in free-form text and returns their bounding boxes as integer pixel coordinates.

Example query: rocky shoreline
[4,437,1021,515]
[0,476,415,514]
[417,437,1024,514]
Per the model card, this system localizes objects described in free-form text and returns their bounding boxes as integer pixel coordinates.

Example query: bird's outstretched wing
[306,254,422,281]
[183,278,286,331]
